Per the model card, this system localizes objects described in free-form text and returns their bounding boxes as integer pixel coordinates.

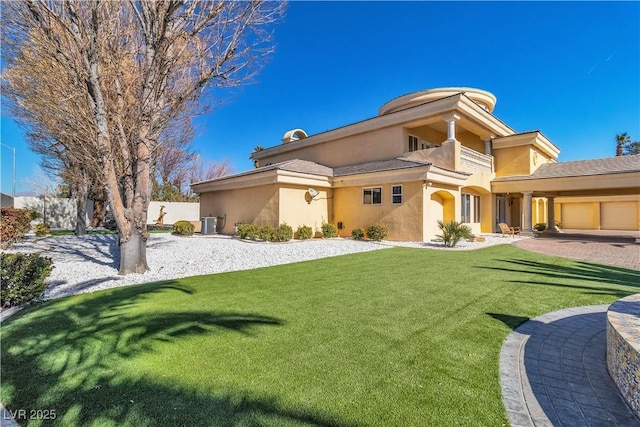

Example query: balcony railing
[460,146,493,174]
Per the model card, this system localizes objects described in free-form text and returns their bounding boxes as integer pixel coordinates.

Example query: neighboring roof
[333,158,431,177]
[493,155,640,182]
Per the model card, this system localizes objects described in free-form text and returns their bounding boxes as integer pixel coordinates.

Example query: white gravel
[5,233,527,300]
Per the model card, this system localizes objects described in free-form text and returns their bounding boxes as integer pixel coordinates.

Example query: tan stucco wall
[259,126,405,168]
[494,146,533,177]
[199,184,279,234]
[458,131,485,154]
[405,126,447,148]
[278,186,331,233]
[333,181,424,241]
[425,187,459,240]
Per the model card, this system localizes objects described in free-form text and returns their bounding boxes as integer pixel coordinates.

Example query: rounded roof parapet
[281,129,308,143]
[378,87,497,115]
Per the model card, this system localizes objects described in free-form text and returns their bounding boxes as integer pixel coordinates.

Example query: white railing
[460,146,493,174]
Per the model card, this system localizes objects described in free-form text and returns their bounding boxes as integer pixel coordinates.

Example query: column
[484,138,492,155]
[443,114,460,142]
[547,197,557,232]
[523,192,533,232]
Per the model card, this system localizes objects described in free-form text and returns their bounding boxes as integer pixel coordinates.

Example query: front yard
[1,245,638,426]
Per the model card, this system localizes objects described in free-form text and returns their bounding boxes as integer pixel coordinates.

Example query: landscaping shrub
[1,253,54,308]
[1,208,32,249]
[236,224,255,239]
[366,222,389,241]
[236,224,279,241]
[534,223,547,232]
[351,228,365,240]
[436,220,473,248]
[321,221,337,238]
[26,208,41,221]
[172,220,195,236]
[275,223,293,242]
[257,225,276,241]
[34,223,51,236]
[296,225,313,240]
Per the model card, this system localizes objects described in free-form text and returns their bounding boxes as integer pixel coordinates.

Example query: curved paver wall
[607,293,640,417]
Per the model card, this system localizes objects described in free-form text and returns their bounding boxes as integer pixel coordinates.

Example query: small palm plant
[436,220,473,248]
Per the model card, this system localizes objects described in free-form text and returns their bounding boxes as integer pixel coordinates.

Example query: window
[473,195,481,223]
[408,135,419,152]
[363,187,382,205]
[462,194,481,223]
[461,194,471,223]
[392,185,403,204]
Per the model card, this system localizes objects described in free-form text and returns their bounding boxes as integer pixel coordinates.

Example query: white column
[443,114,460,142]
[523,192,533,232]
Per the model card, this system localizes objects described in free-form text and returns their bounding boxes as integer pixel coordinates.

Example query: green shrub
[1,208,32,249]
[26,208,41,221]
[436,220,473,248]
[366,222,389,241]
[257,225,275,241]
[351,228,365,240]
[321,221,337,238]
[237,224,255,239]
[172,220,195,236]
[1,253,54,308]
[275,223,293,242]
[295,225,313,240]
[34,223,51,236]
[236,224,279,241]
[533,223,547,232]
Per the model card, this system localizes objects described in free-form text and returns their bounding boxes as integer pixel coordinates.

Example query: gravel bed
[4,233,527,300]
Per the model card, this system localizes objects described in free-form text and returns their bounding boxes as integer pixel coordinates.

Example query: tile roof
[333,158,431,177]
[276,159,333,176]
[493,155,640,181]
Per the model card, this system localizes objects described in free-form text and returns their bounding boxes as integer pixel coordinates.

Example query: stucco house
[191,87,640,241]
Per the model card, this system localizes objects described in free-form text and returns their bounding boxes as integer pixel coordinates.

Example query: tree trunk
[75,181,88,236]
[118,229,148,274]
[92,199,105,227]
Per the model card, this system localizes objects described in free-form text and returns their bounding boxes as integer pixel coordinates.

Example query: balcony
[460,145,493,174]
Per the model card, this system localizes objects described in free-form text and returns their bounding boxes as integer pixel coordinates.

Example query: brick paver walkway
[502,231,640,426]
[500,305,640,427]
[514,233,640,270]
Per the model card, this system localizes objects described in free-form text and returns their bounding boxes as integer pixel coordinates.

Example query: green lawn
[1,245,638,426]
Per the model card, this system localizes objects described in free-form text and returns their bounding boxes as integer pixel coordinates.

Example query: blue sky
[1,1,639,195]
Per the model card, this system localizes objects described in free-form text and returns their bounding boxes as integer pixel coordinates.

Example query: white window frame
[408,134,419,152]
[473,195,481,223]
[363,187,382,205]
[391,185,403,205]
[462,193,481,223]
[461,194,471,223]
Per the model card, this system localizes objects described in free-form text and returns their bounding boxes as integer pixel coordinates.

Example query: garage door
[601,202,638,230]
[561,203,596,229]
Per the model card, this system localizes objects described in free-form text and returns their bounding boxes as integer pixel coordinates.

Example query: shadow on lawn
[1,282,350,426]
[486,312,530,330]
[477,258,639,298]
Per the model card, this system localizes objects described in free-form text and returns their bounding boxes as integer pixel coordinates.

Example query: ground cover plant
[1,245,638,426]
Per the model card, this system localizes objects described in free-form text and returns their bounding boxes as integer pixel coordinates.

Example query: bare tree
[189,156,234,185]
[2,0,285,274]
